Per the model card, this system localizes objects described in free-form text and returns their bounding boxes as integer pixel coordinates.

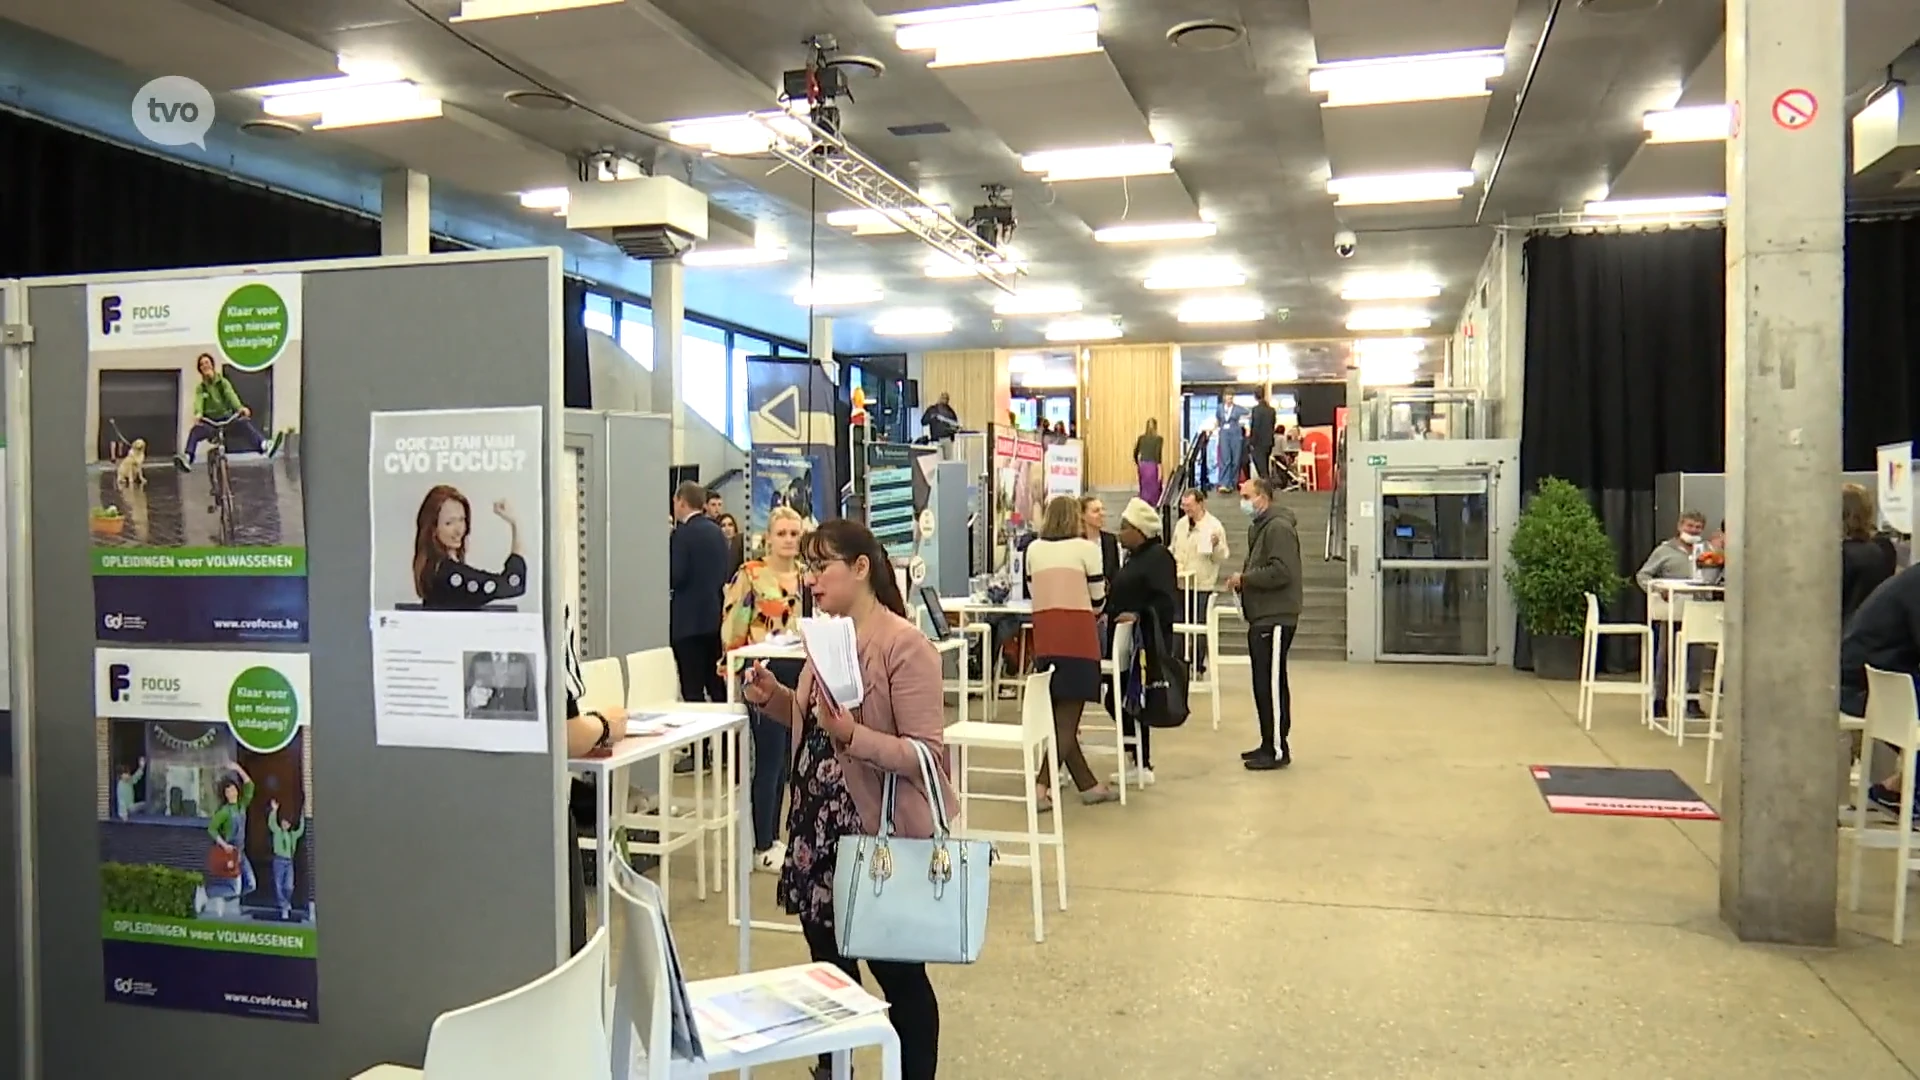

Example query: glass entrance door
[1376,469,1496,662]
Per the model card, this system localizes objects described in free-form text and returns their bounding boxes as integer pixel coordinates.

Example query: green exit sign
[1366,454,1387,467]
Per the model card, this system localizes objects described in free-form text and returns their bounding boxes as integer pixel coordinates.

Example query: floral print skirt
[777,722,864,930]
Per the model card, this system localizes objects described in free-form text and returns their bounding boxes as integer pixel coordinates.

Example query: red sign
[1771,88,1817,130]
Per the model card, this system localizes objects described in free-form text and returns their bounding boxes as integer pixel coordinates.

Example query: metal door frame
[1374,465,1499,664]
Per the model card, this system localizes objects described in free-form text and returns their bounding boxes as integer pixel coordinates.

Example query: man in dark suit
[1248,388,1278,482]
[669,480,731,705]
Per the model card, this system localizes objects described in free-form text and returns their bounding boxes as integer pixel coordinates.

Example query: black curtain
[1518,217,1920,669]
[561,277,590,409]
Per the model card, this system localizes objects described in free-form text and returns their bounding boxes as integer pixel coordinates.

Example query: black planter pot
[1531,634,1583,681]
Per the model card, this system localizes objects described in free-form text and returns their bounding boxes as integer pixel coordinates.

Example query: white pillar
[809,314,834,378]
[651,259,686,461]
[1719,0,1845,945]
[379,170,430,256]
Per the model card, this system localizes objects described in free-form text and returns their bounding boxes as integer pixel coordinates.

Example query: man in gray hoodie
[1636,510,1708,719]
[1227,477,1303,770]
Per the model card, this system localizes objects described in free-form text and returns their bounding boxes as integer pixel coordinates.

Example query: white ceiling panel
[1043,173,1197,230]
[929,52,1153,153]
[1306,0,1520,63]
[0,0,335,90]
[456,0,773,126]
[1606,141,1724,201]
[1321,99,1488,176]
[321,105,571,196]
[709,156,858,218]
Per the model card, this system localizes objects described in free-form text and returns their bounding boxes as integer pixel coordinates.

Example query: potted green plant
[1505,477,1624,680]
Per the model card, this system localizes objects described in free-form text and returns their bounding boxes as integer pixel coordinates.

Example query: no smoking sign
[1771,88,1817,130]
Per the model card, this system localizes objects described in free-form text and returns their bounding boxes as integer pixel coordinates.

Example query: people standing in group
[740,519,950,1080]
[1248,388,1277,482]
[705,489,726,519]
[1027,495,1119,807]
[1844,484,1898,622]
[1634,510,1708,720]
[717,512,746,580]
[1228,477,1301,771]
[669,481,731,706]
[1133,418,1165,506]
[1108,497,1180,787]
[1081,495,1122,594]
[1215,404,1246,493]
[722,506,808,873]
[1171,488,1231,676]
[921,390,962,442]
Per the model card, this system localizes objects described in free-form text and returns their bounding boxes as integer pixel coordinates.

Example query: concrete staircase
[1089,487,1348,663]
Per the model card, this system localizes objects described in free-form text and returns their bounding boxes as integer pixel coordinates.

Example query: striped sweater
[1026,536,1106,661]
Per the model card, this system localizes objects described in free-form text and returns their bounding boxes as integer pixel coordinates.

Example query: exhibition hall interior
[7,0,1920,1076]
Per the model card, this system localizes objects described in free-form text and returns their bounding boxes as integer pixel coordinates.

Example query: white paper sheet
[796,615,863,708]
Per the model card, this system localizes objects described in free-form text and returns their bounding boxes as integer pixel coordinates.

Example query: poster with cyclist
[85,273,308,645]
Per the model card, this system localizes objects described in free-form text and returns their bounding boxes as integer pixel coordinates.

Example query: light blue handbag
[832,739,992,964]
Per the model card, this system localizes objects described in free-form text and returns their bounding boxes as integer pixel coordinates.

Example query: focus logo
[108,663,132,703]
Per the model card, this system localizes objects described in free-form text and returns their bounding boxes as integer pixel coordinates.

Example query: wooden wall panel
[1082,344,1176,489]
[920,349,1009,433]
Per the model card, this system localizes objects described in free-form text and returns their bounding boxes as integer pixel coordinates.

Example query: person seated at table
[1636,510,1708,719]
[563,656,629,954]
[1844,485,1898,621]
[1841,561,1920,821]
[721,506,807,872]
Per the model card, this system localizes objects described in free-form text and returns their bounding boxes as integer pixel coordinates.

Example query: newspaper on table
[688,963,889,1054]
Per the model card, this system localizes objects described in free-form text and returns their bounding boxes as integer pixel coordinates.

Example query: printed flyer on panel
[85,274,308,645]
[93,648,316,1022]
[368,406,549,752]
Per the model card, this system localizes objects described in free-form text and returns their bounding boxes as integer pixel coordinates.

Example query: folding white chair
[1847,666,1920,945]
[352,928,612,1080]
[610,859,900,1079]
[946,671,1066,942]
[579,657,625,714]
[1577,592,1654,731]
[624,648,680,709]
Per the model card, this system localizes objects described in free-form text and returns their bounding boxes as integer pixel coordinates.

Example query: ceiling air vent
[239,119,303,139]
[565,176,708,262]
[888,121,951,137]
[1167,19,1245,50]
[1578,0,1662,13]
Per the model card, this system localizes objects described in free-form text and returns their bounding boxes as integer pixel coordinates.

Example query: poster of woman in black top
[367,406,549,752]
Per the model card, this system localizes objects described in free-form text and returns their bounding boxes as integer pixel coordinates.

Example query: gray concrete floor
[654,662,1920,1078]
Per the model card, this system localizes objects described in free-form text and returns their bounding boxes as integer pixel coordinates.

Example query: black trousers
[671,634,727,704]
[1248,622,1297,752]
[801,920,940,1080]
[1182,589,1213,674]
[1249,442,1274,480]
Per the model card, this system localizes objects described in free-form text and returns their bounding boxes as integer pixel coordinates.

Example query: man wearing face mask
[1636,510,1709,719]
[1226,477,1302,770]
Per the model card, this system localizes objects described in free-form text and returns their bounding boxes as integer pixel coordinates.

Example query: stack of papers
[797,616,865,708]
[688,965,889,1054]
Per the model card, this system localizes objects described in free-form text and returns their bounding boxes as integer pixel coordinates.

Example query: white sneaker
[1111,765,1155,787]
[754,841,786,873]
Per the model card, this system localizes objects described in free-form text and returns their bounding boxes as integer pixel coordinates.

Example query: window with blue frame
[584,292,615,337]
[730,334,768,450]
[683,318,730,433]
[618,302,654,370]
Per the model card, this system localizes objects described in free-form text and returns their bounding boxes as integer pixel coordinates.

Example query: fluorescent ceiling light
[1342,274,1441,301]
[1177,296,1265,325]
[667,112,806,156]
[872,310,956,336]
[1642,104,1731,144]
[793,280,883,307]
[1143,259,1247,291]
[893,0,1088,24]
[1583,194,1728,216]
[311,93,442,130]
[519,187,569,214]
[1045,317,1122,342]
[1022,144,1174,183]
[1092,221,1217,244]
[895,4,1100,68]
[1346,308,1433,332]
[1353,336,1427,359]
[245,58,400,99]
[826,205,952,236]
[995,290,1082,316]
[1327,170,1475,207]
[1360,358,1422,387]
[1309,50,1505,108]
[263,79,426,117]
[452,0,619,21]
[683,246,789,268]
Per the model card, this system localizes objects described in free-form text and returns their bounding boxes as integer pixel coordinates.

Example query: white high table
[719,635,970,937]
[1645,578,1724,733]
[568,705,752,973]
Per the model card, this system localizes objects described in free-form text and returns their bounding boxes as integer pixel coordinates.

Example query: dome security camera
[1333,229,1357,258]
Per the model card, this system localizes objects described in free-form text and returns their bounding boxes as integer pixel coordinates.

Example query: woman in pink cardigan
[741,518,950,1080]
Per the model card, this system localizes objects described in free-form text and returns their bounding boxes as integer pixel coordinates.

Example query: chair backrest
[1584,592,1601,633]
[608,859,675,1080]
[1865,666,1920,753]
[624,648,680,710]
[1647,588,1672,622]
[1019,670,1055,742]
[579,656,624,713]
[1680,600,1725,645]
[421,927,612,1080]
[1110,618,1135,663]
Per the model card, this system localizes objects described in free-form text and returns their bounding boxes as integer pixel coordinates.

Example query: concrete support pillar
[379,170,430,256]
[651,258,686,461]
[1719,0,1845,945]
[809,314,834,376]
